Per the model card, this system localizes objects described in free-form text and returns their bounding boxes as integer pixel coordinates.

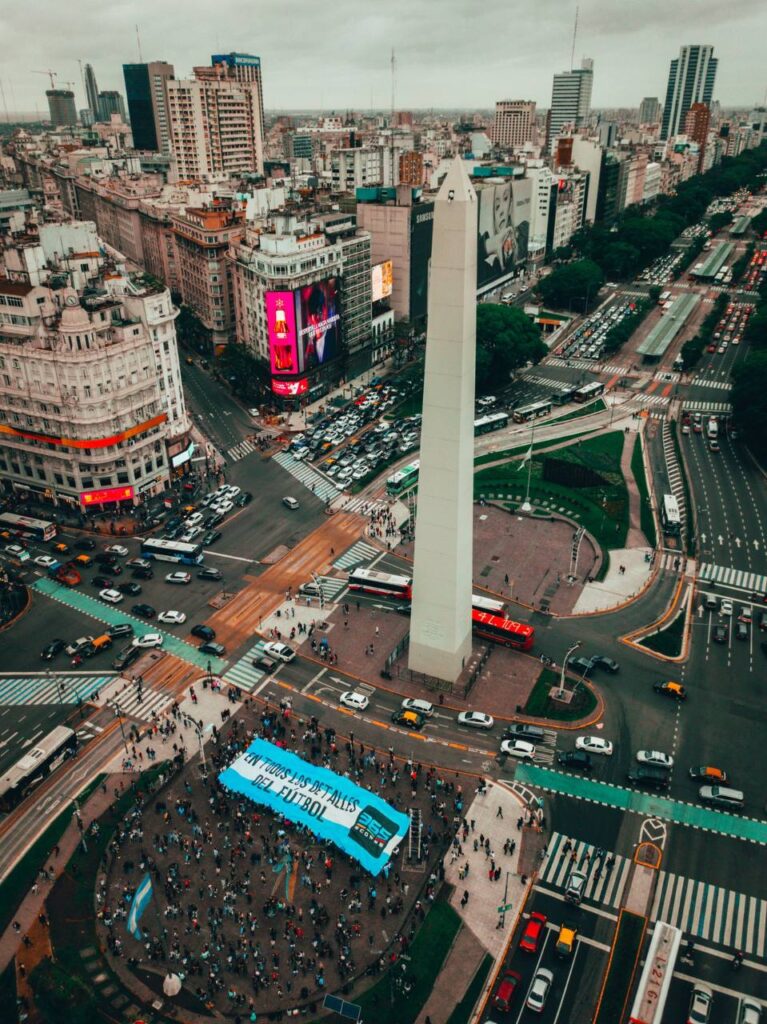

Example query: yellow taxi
[688,766,728,783]
[556,924,577,957]
[390,710,425,731]
[653,680,687,701]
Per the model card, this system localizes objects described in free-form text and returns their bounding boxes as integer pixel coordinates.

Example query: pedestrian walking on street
[517,816,523,830]
[496,805,503,819]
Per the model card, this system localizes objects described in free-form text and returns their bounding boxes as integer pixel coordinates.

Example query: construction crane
[33,69,58,90]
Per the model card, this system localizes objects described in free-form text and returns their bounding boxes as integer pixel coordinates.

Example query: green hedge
[639,608,686,657]
[523,668,598,721]
[630,435,656,547]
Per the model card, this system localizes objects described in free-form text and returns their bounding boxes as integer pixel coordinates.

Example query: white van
[282,496,300,510]
[401,698,435,718]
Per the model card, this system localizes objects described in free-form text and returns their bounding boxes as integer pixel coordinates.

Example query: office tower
[84,63,99,118]
[661,45,717,140]
[123,61,175,152]
[639,97,662,124]
[685,102,710,170]
[97,90,126,122]
[492,100,536,149]
[46,89,78,126]
[210,53,265,148]
[549,58,594,151]
[409,159,477,682]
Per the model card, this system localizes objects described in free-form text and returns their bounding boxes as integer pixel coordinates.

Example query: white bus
[628,922,681,1024]
[512,400,552,423]
[348,568,412,600]
[0,512,57,542]
[0,726,78,811]
[658,291,671,305]
[660,494,682,536]
[140,538,204,564]
[474,412,509,435]
[472,594,506,616]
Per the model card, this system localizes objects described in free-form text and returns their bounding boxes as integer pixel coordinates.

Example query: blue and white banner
[126,872,154,939]
[219,739,410,877]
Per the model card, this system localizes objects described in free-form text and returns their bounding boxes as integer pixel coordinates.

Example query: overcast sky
[3,0,765,116]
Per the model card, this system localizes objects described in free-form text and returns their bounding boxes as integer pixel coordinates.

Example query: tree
[732,350,767,460]
[537,260,605,311]
[217,343,266,401]
[744,308,767,350]
[176,305,211,354]
[475,304,546,395]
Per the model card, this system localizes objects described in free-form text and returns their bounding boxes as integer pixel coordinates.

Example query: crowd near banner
[219,739,410,877]
[126,872,154,939]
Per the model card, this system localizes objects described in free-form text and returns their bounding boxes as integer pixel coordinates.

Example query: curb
[620,573,689,662]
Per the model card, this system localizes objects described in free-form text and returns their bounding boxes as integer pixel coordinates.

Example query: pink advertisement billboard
[296,278,341,370]
[272,378,308,397]
[266,291,299,375]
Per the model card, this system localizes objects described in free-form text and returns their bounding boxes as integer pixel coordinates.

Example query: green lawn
[523,668,598,722]
[446,954,493,1024]
[639,608,686,657]
[355,897,461,1024]
[474,428,589,467]
[594,911,646,1024]
[630,435,657,547]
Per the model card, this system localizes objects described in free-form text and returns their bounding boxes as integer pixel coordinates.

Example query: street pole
[499,869,510,929]
[520,423,535,513]
[557,641,581,699]
[110,700,130,755]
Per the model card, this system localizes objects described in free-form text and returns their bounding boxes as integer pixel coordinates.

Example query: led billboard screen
[296,277,341,370]
[476,179,531,289]
[371,260,393,302]
[266,290,299,375]
[271,377,308,397]
[80,485,135,506]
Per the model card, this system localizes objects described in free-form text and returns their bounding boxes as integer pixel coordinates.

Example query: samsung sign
[219,739,409,876]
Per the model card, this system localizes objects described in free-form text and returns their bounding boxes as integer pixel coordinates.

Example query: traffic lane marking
[534,882,619,922]
[672,968,767,996]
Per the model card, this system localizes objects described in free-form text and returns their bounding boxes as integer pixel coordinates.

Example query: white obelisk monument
[408,158,477,681]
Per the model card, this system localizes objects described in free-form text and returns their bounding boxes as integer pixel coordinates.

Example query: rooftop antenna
[390,48,396,185]
[0,80,9,122]
[570,4,579,71]
[135,25,143,63]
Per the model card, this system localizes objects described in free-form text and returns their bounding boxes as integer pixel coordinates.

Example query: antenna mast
[135,25,143,63]
[570,5,579,71]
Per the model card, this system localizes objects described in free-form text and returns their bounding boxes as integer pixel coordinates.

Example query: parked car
[107,623,134,639]
[158,610,187,625]
[575,736,614,756]
[500,739,536,760]
[191,624,216,641]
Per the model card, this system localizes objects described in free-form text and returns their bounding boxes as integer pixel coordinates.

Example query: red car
[493,970,523,1011]
[519,911,548,953]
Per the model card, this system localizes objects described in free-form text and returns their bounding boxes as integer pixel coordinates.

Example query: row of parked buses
[346,568,535,651]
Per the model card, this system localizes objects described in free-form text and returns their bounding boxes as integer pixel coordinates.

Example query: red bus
[471,609,535,651]
[348,568,413,600]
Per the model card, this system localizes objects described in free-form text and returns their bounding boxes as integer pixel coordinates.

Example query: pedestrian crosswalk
[222,640,270,694]
[681,400,733,415]
[340,497,391,516]
[690,377,733,392]
[545,357,629,376]
[698,562,767,594]
[109,684,175,724]
[226,439,259,463]
[309,575,349,602]
[521,374,576,392]
[651,868,767,958]
[537,831,632,910]
[654,371,681,383]
[332,539,379,571]
[0,673,112,707]
[272,451,338,503]
[635,392,670,408]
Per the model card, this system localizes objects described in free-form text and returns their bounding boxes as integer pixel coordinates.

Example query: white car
[34,555,58,568]
[158,610,187,625]
[457,711,494,730]
[132,633,164,649]
[339,691,370,711]
[106,544,129,557]
[213,500,234,515]
[637,750,674,769]
[224,485,242,498]
[292,448,309,461]
[526,967,554,1013]
[165,571,191,585]
[247,408,260,418]
[401,698,435,718]
[99,588,124,604]
[500,739,536,760]
[184,512,204,528]
[263,641,295,663]
[576,736,614,757]
[719,599,733,616]
[5,544,29,560]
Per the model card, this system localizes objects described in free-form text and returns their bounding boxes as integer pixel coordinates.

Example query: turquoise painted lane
[32,578,227,674]
[514,763,767,845]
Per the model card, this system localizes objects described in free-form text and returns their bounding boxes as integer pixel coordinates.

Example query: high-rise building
[84,63,100,120]
[123,61,175,152]
[685,102,711,171]
[661,45,717,140]
[210,53,265,150]
[166,61,265,179]
[549,59,593,151]
[46,89,78,127]
[492,100,536,150]
[97,91,126,122]
[639,97,662,124]
[398,151,424,186]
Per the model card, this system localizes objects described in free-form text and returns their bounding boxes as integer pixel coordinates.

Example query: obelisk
[408,158,477,681]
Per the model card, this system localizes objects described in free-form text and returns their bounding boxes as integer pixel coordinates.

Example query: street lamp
[557,642,581,699]
[108,699,130,756]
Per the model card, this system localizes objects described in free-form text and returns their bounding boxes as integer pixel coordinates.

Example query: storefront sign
[80,485,135,507]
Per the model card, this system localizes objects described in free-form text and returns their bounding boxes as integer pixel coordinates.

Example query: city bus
[472,594,506,616]
[628,922,681,1024]
[471,609,535,650]
[140,538,204,565]
[0,726,78,812]
[347,568,412,600]
[660,494,682,536]
[386,460,420,497]
[572,381,605,403]
[512,400,552,423]
[0,512,57,543]
[474,412,509,435]
[658,290,671,305]
[551,385,578,406]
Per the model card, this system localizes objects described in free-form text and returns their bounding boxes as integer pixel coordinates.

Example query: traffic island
[592,908,647,1024]
[523,667,599,723]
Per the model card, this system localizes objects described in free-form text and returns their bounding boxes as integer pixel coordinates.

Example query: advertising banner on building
[219,739,409,877]
[295,278,341,370]
[80,485,135,507]
[371,260,393,302]
[476,179,531,289]
[271,378,308,397]
[266,290,299,375]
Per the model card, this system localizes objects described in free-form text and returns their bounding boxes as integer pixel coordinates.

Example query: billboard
[272,377,308,397]
[80,485,134,506]
[220,738,409,876]
[371,260,393,302]
[295,277,341,370]
[476,179,531,289]
[266,290,299,375]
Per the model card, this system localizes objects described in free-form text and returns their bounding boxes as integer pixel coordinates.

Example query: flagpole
[520,423,534,513]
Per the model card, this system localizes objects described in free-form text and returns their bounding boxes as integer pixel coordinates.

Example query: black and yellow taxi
[555,923,577,957]
[391,709,425,731]
[688,766,728,784]
[653,680,687,701]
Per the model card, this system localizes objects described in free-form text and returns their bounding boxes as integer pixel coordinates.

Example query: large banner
[126,872,153,939]
[219,739,409,876]
[477,178,531,289]
[266,290,300,375]
[296,278,341,370]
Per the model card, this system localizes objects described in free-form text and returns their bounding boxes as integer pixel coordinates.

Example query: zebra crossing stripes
[226,439,258,463]
[545,357,629,376]
[690,378,733,392]
[521,374,574,392]
[651,869,767,958]
[682,400,733,415]
[0,673,111,707]
[698,563,767,594]
[222,640,269,694]
[110,685,175,724]
[635,392,670,408]
[536,832,631,909]
[272,451,338,503]
[654,371,681,383]
[341,497,390,516]
[309,576,348,602]
[332,540,379,571]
